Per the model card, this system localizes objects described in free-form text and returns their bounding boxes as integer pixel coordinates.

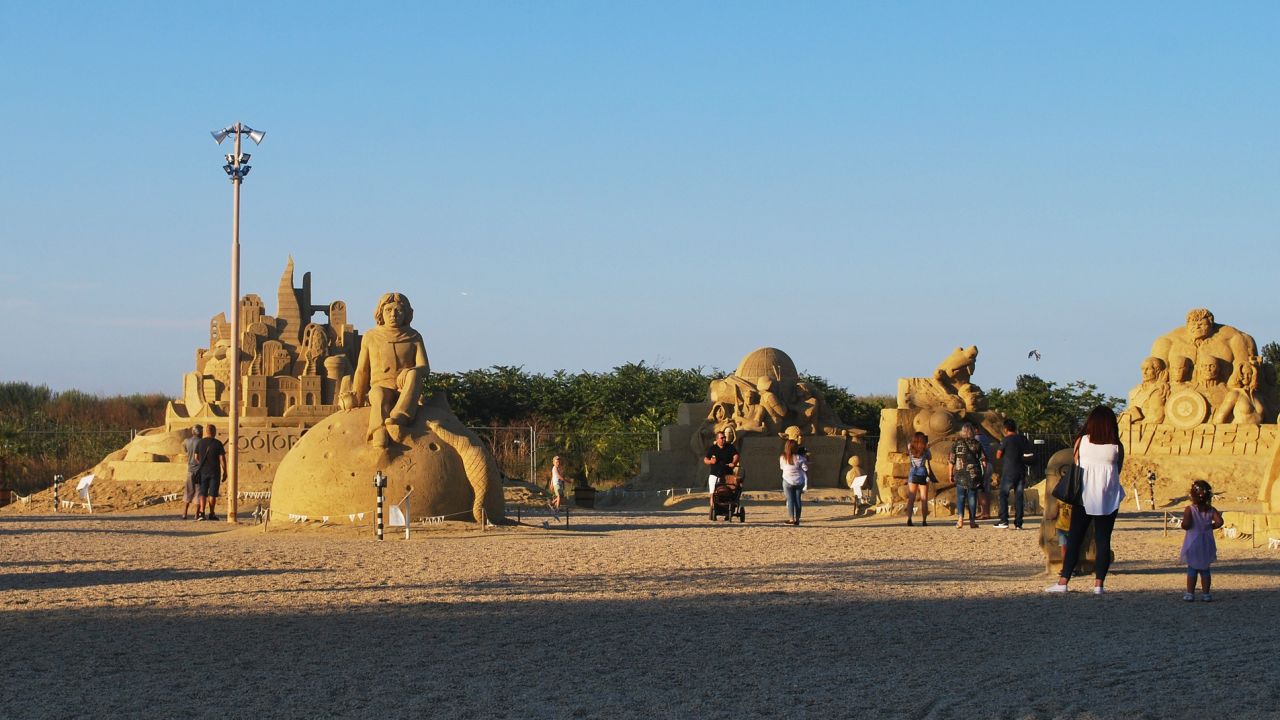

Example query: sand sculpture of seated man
[730,390,775,433]
[1213,357,1265,425]
[353,292,430,447]
[1152,308,1257,390]
[1123,357,1170,424]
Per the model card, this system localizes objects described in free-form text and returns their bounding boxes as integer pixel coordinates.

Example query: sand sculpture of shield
[1164,389,1208,429]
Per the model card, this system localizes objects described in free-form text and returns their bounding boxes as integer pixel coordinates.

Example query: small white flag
[388,505,406,527]
[358,512,365,521]
[77,474,95,500]
[349,514,356,523]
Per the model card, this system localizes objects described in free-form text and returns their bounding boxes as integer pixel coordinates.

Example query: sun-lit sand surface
[2,500,1278,719]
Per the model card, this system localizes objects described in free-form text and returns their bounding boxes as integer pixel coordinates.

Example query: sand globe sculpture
[635,347,869,489]
[270,292,504,525]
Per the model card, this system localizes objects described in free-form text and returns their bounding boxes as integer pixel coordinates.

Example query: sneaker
[1200,593,1212,602]
[1092,586,1104,595]
[1044,583,1069,593]
[921,519,928,527]
[206,514,218,522]
[1182,592,1195,602]
[993,522,1009,529]
[1014,525,1023,530]
[907,518,914,526]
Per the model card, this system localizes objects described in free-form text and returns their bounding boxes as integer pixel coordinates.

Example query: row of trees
[423,363,894,482]
[0,362,1169,492]
[0,382,170,494]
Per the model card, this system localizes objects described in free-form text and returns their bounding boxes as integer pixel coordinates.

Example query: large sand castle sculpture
[270,292,504,525]
[873,346,1006,510]
[83,258,362,489]
[635,347,870,489]
[1117,308,1278,507]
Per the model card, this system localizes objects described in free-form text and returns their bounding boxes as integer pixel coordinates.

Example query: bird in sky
[1028,349,1042,361]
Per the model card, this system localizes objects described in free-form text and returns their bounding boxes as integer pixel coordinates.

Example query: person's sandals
[1182,592,1195,602]
[1200,593,1213,602]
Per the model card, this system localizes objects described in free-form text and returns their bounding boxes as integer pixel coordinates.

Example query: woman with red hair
[1046,406,1126,595]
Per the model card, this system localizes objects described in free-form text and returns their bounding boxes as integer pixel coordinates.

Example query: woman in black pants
[1046,406,1125,595]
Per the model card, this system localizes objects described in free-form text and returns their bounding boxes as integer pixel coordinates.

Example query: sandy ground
[2,499,1278,720]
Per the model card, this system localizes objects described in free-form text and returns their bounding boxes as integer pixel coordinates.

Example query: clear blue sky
[2,2,1277,401]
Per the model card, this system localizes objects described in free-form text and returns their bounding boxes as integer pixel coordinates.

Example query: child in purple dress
[1180,480,1223,602]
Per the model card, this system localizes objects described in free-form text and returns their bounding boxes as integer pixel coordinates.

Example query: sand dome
[270,395,503,524]
[734,347,799,383]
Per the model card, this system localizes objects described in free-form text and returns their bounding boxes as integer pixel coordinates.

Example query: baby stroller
[710,474,746,522]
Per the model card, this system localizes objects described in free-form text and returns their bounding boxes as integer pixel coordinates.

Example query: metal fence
[466,427,662,487]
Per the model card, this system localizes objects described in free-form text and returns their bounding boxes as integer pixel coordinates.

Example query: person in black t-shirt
[194,425,228,521]
[703,431,739,510]
[994,418,1034,529]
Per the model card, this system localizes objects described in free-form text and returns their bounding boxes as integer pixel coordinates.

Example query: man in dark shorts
[194,425,227,521]
[702,430,739,514]
[994,418,1034,529]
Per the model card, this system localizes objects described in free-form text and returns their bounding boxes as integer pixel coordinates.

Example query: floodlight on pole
[210,121,265,525]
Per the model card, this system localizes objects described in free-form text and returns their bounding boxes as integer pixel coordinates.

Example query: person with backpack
[948,423,987,529]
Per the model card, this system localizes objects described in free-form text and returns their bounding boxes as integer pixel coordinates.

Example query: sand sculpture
[169,256,361,430]
[270,292,504,525]
[80,258,362,489]
[635,348,870,489]
[873,346,1007,511]
[354,292,430,448]
[1117,309,1278,507]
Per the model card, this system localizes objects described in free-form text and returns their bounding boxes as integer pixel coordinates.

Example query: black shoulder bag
[1051,463,1083,505]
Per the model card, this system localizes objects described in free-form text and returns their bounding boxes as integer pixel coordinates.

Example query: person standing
[181,424,203,520]
[974,425,996,520]
[994,419,1034,529]
[1046,406,1125,595]
[948,423,987,529]
[905,432,934,526]
[779,438,808,525]
[549,455,567,517]
[1180,480,1223,602]
[703,431,739,515]
[194,425,228,522]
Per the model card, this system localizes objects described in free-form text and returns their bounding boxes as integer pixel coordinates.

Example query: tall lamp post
[211,122,265,524]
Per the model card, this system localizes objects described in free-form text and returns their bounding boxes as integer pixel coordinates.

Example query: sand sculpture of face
[1140,357,1167,384]
[377,293,412,328]
[1234,360,1259,391]
[1195,358,1220,386]
[1186,309,1215,342]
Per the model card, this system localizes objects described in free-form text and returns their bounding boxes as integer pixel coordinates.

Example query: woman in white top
[549,456,567,514]
[779,439,809,526]
[1046,406,1125,595]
